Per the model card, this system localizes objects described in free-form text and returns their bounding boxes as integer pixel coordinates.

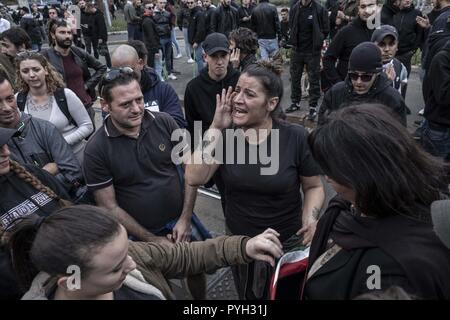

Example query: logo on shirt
[0,192,52,228]
[159,143,166,152]
[144,100,160,112]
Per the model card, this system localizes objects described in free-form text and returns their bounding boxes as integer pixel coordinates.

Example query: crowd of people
[0,0,449,301]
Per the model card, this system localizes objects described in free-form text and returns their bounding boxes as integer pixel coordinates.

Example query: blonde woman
[15,51,93,163]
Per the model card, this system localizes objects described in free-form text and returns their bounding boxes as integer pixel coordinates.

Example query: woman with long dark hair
[305,104,450,299]
[186,60,325,299]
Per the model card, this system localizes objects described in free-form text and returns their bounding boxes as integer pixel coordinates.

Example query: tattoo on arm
[312,207,321,220]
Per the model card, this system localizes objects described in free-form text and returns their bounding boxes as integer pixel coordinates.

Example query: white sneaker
[168,73,177,80]
[175,53,182,59]
[187,58,195,64]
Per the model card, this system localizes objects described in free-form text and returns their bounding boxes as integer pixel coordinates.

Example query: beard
[56,37,72,49]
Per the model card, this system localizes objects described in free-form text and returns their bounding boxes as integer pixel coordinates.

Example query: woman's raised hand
[211,86,235,130]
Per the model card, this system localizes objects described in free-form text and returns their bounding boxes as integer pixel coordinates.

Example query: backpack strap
[16,91,27,111]
[54,88,75,126]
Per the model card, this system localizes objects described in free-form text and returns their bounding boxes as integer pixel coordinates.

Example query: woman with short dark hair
[305,104,450,299]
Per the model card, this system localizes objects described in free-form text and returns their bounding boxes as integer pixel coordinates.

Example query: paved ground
[94,32,426,299]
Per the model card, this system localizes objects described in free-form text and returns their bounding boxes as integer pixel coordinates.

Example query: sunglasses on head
[16,50,42,59]
[100,67,135,96]
[348,72,375,82]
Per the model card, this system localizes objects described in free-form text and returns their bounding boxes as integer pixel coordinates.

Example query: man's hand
[416,15,430,29]
[42,162,59,175]
[171,216,192,243]
[230,48,240,69]
[385,63,396,82]
[245,228,284,267]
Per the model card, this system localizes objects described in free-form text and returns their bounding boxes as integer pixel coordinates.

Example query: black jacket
[153,9,172,38]
[305,197,450,299]
[318,72,407,126]
[289,0,329,52]
[80,9,94,37]
[393,5,424,55]
[188,6,206,45]
[20,14,42,44]
[41,46,107,103]
[423,40,450,127]
[142,15,161,54]
[204,6,216,35]
[238,4,254,30]
[251,0,280,39]
[380,0,398,26]
[210,4,239,38]
[0,165,68,300]
[323,17,374,85]
[91,9,108,42]
[177,3,191,29]
[423,25,450,72]
[184,66,240,142]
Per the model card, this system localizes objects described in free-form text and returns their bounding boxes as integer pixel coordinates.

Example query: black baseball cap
[0,127,17,147]
[202,33,230,55]
[371,25,399,43]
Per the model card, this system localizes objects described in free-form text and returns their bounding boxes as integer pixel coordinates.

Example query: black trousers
[290,51,321,107]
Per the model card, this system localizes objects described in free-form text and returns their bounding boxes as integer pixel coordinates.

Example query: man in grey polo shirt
[83,68,196,244]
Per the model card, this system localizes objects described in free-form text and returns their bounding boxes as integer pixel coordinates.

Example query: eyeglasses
[100,67,135,96]
[348,72,375,82]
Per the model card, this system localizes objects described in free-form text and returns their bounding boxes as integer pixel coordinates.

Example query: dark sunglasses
[348,72,375,82]
[100,67,135,96]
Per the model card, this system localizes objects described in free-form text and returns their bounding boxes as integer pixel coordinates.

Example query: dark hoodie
[140,67,186,128]
[423,40,450,127]
[0,165,68,300]
[380,0,399,26]
[323,17,374,85]
[184,66,240,143]
[393,5,424,55]
[318,72,407,125]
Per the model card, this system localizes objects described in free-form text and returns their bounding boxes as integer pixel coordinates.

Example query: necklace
[27,95,53,113]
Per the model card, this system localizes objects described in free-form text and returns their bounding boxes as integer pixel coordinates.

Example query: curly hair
[229,27,258,55]
[15,51,65,94]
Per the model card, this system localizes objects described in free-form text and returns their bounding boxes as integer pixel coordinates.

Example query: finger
[216,93,221,110]
[263,228,280,237]
[222,88,227,105]
[254,253,276,267]
[297,226,307,235]
[265,233,283,249]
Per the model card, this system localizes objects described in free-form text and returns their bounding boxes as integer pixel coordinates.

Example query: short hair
[0,27,32,50]
[127,40,148,61]
[228,27,258,55]
[308,104,445,219]
[281,7,289,13]
[99,69,140,103]
[48,19,70,47]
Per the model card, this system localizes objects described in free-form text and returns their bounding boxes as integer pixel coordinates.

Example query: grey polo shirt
[83,111,184,230]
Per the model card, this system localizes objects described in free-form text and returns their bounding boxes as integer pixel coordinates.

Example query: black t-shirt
[218,120,322,242]
[296,4,314,53]
[83,111,184,231]
[0,165,68,229]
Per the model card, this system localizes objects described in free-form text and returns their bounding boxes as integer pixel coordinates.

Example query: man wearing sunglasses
[318,42,407,125]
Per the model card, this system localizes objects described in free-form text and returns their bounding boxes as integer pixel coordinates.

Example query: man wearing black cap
[372,25,408,95]
[184,33,240,147]
[318,42,407,125]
